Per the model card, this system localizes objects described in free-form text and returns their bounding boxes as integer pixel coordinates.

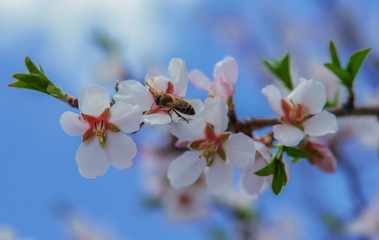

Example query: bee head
[155,94,161,105]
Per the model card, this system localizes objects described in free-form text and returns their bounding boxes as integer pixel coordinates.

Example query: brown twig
[63,94,78,108]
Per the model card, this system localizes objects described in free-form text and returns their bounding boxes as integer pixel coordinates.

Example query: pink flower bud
[307,142,337,173]
[211,80,234,102]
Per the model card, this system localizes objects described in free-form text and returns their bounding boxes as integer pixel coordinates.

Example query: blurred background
[1,0,379,239]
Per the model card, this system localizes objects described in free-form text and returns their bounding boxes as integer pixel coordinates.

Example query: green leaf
[324,63,352,87]
[291,157,301,164]
[346,47,371,81]
[8,80,48,94]
[284,146,311,159]
[12,73,49,90]
[254,160,276,176]
[329,41,341,68]
[324,42,371,90]
[272,161,287,195]
[46,85,65,98]
[263,53,293,90]
[255,145,284,176]
[24,56,42,75]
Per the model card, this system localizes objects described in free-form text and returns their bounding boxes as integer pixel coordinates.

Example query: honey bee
[146,82,195,123]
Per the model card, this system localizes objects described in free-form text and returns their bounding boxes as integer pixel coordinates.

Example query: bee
[146,82,195,123]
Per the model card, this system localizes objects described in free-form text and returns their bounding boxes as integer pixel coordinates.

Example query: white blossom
[168,97,256,195]
[262,78,339,146]
[113,58,203,125]
[60,84,143,178]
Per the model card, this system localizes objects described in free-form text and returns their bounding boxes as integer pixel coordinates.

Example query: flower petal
[204,97,229,133]
[113,80,154,111]
[206,157,234,195]
[187,98,204,119]
[168,151,206,188]
[146,76,170,93]
[144,112,173,125]
[273,124,304,146]
[104,132,136,170]
[253,141,272,161]
[213,56,238,85]
[224,133,256,171]
[189,70,212,90]
[212,80,234,101]
[76,138,109,178]
[308,142,337,173]
[303,111,339,136]
[242,159,269,196]
[109,102,143,133]
[60,111,88,136]
[288,78,326,114]
[262,85,284,116]
[168,58,188,97]
[79,84,110,116]
[170,118,206,141]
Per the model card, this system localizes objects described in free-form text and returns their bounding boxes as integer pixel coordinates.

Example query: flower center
[189,124,230,166]
[280,99,308,126]
[146,80,175,115]
[81,108,120,145]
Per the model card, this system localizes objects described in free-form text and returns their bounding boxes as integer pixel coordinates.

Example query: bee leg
[148,103,154,112]
[173,109,189,124]
[168,108,174,122]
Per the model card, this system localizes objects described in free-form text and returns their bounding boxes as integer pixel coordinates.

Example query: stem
[60,94,78,108]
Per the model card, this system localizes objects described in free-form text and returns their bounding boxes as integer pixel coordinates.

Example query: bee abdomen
[180,104,195,115]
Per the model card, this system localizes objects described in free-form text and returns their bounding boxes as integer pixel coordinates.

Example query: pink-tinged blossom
[241,140,273,196]
[168,97,256,195]
[262,78,339,146]
[60,84,143,178]
[113,58,203,125]
[305,141,337,173]
[189,56,238,101]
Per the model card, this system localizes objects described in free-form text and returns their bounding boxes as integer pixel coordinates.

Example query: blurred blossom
[346,195,379,238]
[351,116,379,148]
[306,61,346,105]
[217,189,254,211]
[140,140,211,220]
[254,220,298,240]
[162,178,210,220]
[0,227,16,240]
[0,226,33,240]
[62,213,123,240]
[97,53,126,83]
